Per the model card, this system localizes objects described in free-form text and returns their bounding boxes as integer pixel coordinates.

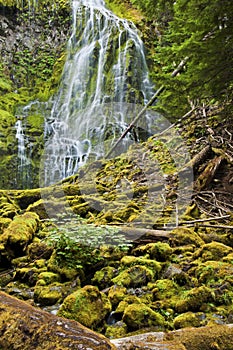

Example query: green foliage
[130,0,174,26]
[134,0,233,119]
[46,223,132,270]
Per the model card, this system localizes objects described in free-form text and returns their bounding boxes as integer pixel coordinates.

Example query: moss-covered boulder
[14,265,47,286]
[150,279,182,309]
[92,266,118,289]
[0,212,39,260]
[58,285,112,330]
[193,261,233,285]
[108,285,127,307]
[34,282,64,306]
[105,321,128,339]
[47,250,82,281]
[194,242,232,262]
[132,242,172,262]
[175,286,214,313]
[173,311,206,329]
[120,255,162,274]
[112,265,155,288]
[122,303,165,331]
[169,227,204,247]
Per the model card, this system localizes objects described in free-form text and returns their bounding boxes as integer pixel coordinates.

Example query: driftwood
[0,291,116,350]
[111,325,233,350]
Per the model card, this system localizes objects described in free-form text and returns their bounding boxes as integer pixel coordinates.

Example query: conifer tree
[131,0,233,119]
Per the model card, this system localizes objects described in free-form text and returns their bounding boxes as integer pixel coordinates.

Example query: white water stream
[15,0,155,187]
[41,0,154,186]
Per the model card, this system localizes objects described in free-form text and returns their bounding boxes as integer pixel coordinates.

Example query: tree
[151,0,233,119]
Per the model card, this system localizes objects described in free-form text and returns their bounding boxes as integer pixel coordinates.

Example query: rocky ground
[0,107,233,348]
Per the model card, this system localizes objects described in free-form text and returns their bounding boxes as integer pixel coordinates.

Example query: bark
[112,325,233,350]
[0,292,116,350]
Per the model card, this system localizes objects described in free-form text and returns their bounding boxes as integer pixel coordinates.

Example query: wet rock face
[0,4,70,88]
[0,291,116,350]
[0,2,71,189]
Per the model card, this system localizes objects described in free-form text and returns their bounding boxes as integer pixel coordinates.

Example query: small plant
[45,222,132,270]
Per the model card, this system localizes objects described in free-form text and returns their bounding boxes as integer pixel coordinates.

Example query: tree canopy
[131,0,233,119]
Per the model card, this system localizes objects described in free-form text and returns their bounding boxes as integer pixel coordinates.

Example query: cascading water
[41,0,155,186]
[15,118,32,188]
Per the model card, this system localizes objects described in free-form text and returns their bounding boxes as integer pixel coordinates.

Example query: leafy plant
[45,222,132,270]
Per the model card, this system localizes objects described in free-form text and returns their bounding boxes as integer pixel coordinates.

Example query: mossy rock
[122,303,165,331]
[223,252,233,264]
[132,242,172,262]
[27,241,53,260]
[112,265,155,288]
[58,285,112,329]
[14,188,41,210]
[169,227,204,247]
[92,266,117,289]
[194,260,233,285]
[47,250,82,281]
[120,255,162,276]
[0,195,19,219]
[37,271,61,285]
[34,282,64,306]
[175,286,214,313]
[0,217,11,234]
[0,212,39,260]
[194,242,232,262]
[105,321,128,339]
[173,311,206,329]
[115,295,142,315]
[26,199,49,219]
[14,265,47,286]
[150,279,181,307]
[108,285,127,307]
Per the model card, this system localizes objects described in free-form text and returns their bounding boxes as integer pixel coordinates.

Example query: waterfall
[15,119,32,188]
[41,0,154,186]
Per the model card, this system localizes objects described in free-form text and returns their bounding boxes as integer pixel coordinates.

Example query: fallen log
[111,325,233,350]
[118,227,170,242]
[0,292,116,350]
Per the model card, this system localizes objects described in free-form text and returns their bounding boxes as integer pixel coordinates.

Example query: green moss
[194,261,233,285]
[122,303,165,331]
[0,217,11,234]
[37,272,61,285]
[47,250,81,281]
[120,255,162,273]
[151,279,180,302]
[34,282,63,306]
[58,285,112,330]
[105,321,127,339]
[133,242,172,262]
[92,266,117,289]
[108,285,127,307]
[175,286,214,313]
[105,0,143,22]
[194,242,232,262]
[169,227,204,247]
[0,212,39,260]
[173,311,206,329]
[112,265,155,288]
